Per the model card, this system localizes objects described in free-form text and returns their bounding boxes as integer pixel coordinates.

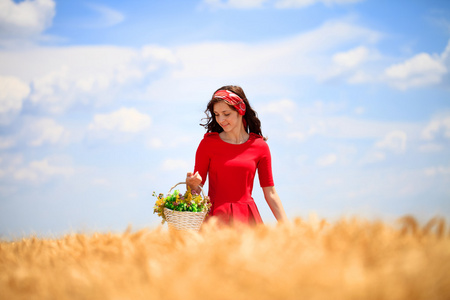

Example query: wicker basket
[163,182,208,232]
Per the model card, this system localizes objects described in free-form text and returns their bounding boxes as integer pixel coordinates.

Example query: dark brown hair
[201,85,266,140]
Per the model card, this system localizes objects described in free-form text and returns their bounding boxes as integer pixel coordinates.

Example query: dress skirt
[208,200,263,226]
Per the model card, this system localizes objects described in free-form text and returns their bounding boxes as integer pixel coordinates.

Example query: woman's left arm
[262,186,289,223]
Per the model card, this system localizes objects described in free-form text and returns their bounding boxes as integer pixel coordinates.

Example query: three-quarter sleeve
[193,138,210,186]
[257,142,274,187]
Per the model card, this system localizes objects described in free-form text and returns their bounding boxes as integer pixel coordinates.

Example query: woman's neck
[220,128,249,144]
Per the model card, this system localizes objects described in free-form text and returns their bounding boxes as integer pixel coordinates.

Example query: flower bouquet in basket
[153,182,211,231]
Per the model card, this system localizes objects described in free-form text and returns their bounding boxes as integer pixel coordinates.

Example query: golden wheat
[1,216,449,300]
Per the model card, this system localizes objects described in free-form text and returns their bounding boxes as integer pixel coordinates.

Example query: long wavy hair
[201,85,266,140]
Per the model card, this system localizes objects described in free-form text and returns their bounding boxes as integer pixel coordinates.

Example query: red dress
[194,132,274,225]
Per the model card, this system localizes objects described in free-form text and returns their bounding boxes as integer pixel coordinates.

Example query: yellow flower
[186,191,192,203]
[156,198,164,207]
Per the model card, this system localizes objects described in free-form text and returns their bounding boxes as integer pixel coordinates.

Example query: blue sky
[0,0,449,237]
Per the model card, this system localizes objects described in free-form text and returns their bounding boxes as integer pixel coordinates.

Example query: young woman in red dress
[186,85,288,226]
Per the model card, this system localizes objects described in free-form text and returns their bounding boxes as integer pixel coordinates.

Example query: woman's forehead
[213,101,232,112]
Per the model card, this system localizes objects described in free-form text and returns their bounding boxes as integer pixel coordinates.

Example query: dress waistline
[213,198,255,204]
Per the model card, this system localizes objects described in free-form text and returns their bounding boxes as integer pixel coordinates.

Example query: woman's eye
[224,114,230,117]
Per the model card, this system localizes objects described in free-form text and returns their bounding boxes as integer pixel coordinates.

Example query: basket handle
[167,182,206,199]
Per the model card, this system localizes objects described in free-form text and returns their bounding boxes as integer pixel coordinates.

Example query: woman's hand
[186,171,202,192]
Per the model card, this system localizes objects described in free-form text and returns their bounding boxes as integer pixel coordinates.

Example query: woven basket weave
[164,182,208,232]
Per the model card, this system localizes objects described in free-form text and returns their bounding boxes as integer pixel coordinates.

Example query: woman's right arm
[186,138,209,193]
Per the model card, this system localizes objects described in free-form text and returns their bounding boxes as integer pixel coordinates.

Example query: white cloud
[141,45,178,72]
[13,156,74,183]
[0,153,23,180]
[161,159,190,171]
[91,178,110,186]
[202,0,363,9]
[169,20,381,81]
[0,45,178,113]
[0,0,55,46]
[359,151,385,165]
[418,143,443,153]
[145,25,449,98]
[146,20,382,101]
[384,52,447,90]
[308,116,418,140]
[270,105,421,145]
[332,46,370,68]
[0,136,15,149]
[147,138,163,149]
[24,118,68,147]
[202,0,268,9]
[424,165,450,177]
[286,131,307,142]
[88,107,151,134]
[27,47,146,113]
[317,153,337,166]
[259,99,296,122]
[375,130,407,153]
[354,106,365,115]
[421,114,450,140]
[294,154,308,166]
[275,0,363,8]
[84,3,125,28]
[322,46,377,82]
[442,40,450,61]
[347,70,372,84]
[0,75,30,124]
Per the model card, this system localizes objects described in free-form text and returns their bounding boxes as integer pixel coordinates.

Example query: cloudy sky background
[0,0,449,237]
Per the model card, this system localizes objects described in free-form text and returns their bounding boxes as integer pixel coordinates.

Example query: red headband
[213,90,246,116]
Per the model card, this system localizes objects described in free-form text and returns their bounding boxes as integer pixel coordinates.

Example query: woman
[186,85,288,226]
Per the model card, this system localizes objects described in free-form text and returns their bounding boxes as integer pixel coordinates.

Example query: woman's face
[213,101,241,132]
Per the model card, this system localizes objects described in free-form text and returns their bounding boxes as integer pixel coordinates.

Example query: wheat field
[1,215,449,300]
